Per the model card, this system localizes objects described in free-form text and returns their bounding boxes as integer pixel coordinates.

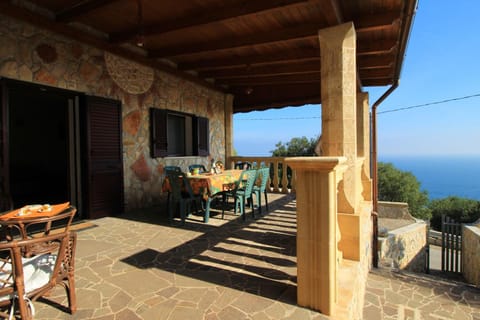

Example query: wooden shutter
[150,108,168,158]
[0,79,12,211]
[196,116,209,156]
[84,96,124,218]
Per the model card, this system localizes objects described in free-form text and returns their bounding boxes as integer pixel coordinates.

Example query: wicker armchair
[0,230,77,319]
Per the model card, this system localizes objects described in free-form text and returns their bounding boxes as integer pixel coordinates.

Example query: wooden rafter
[109,0,310,43]
[355,11,400,33]
[56,0,119,22]
[357,39,397,56]
[201,61,320,79]
[218,73,320,86]
[178,48,319,71]
[149,24,322,58]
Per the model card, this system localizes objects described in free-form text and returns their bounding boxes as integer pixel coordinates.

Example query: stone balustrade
[228,156,295,193]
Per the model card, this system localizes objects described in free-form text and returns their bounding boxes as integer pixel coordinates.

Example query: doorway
[6,80,81,211]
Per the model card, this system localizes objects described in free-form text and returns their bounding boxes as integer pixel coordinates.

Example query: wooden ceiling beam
[150,17,385,59]
[358,53,394,67]
[355,11,400,33]
[110,0,310,43]
[56,0,119,22]
[359,68,394,78]
[218,73,320,86]
[178,48,319,71]
[357,39,397,56]
[322,0,344,25]
[201,61,320,79]
[149,24,322,58]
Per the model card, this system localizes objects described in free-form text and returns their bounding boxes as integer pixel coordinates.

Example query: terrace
[30,194,480,319]
[3,1,477,319]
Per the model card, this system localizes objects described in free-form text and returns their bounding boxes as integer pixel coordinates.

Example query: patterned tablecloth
[162,170,243,200]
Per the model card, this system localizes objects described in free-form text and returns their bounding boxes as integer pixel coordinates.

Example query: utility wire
[378,93,480,114]
[236,93,480,120]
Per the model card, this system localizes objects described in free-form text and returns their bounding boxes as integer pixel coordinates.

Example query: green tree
[270,136,318,156]
[428,196,480,230]
[378,162,431,220]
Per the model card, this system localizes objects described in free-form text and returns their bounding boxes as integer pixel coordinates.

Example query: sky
[233,1,480,157]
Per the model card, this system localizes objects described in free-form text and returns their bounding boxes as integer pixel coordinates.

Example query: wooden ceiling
[0,0,417,113]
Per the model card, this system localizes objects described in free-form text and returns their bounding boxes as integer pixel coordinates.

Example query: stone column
[357,92,372,201]
[224,94,234,166]
[318,22,358,214]
[286,157,347,316]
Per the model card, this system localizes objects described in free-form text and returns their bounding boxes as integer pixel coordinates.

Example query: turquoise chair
[164,166,182,214]
[222,169,257,220]
[166,171,202,225]
[188,164,207,174]
[234,161,252,170]
[253,167,270,215]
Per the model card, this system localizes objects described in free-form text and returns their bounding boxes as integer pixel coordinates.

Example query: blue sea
[379,155,480,201]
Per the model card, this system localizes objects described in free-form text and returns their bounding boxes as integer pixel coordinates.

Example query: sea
[379,155,480,201]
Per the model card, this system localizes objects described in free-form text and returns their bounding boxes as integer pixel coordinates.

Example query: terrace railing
[228,156,296,193]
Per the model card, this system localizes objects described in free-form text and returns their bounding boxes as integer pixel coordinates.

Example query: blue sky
[234,1,480,157]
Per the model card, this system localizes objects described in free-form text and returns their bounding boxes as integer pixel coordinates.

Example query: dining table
[162,169,243,223]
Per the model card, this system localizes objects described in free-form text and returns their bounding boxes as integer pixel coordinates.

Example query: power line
[378,93,480,114]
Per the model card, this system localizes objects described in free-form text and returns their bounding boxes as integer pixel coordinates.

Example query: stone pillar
[286,156,347,316]
[318,22,358,214]
[357,92,372,201]
[224,94,234,167]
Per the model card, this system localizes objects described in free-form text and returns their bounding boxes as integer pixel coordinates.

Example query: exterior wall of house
[463,224,480,286]
[0,15,230,211]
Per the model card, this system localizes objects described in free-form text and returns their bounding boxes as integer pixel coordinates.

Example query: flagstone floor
[26,194,480,320]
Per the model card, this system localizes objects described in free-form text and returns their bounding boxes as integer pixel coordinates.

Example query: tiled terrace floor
[28,194,480,320]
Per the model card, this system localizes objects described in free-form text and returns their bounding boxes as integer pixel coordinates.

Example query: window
[150,108,209,158]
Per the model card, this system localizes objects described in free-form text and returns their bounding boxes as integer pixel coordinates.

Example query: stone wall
[462,224,480,286]
[379,221,427,272]
[0,15,229,211]
[378,201,416,220]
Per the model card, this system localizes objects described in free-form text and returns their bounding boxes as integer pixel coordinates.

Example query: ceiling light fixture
[136,0,145,47]
[245,64,253,95]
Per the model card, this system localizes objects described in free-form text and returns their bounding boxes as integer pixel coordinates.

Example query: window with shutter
[150,108,209,158]
[196,116,209,156]
[150,108,168,158]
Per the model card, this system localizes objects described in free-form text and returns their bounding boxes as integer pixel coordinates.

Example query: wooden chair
[253,167,270,215]
[0,230,77,319]
[222,169,257,220]
[166,171,203,224]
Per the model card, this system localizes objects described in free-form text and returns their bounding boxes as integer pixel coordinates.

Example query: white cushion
[0,253,56,301]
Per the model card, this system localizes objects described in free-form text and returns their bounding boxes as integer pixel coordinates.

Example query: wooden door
[83,96,124,218]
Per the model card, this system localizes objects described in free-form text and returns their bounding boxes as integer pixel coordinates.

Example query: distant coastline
[379,154,480,201]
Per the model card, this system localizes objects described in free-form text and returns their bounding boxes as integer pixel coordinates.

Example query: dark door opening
[1,79,124,219]
[7,83,76,208]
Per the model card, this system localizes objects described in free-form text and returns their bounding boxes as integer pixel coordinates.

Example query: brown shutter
[0,79,12,211]
[197,116,209,156]
[150,108,168,158]
[84,96,123,218]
